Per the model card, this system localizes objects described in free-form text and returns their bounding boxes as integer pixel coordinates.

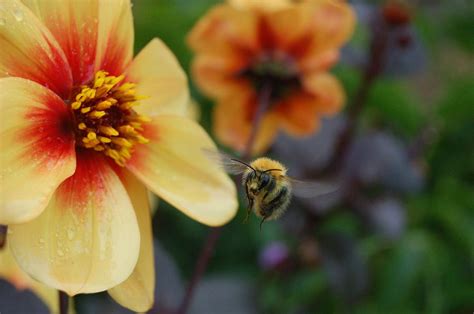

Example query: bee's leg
[244,197,253,223]
[259,215,268,231]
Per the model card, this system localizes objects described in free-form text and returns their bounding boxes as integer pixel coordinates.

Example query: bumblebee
[205,150,336,229]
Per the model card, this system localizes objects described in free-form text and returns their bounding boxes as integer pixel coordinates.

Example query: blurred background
[1,0,473,313]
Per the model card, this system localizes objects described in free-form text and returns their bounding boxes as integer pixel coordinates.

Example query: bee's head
[247,169,278,194]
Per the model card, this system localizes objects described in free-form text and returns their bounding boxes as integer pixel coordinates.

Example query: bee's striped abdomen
[260,186,290,219]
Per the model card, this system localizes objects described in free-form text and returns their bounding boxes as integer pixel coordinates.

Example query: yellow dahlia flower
[0,0,237,311]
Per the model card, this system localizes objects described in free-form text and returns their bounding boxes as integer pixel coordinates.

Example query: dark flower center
[241,52,301,101]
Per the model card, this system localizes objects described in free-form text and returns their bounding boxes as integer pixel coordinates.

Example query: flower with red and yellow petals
[0,0,237,311]
[188,0,356,154]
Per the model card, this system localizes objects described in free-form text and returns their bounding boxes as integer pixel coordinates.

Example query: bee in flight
[204,150,337,229]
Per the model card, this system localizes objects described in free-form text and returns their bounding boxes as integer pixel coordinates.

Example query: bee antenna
[263,168,283,173]
[231,158,256,172]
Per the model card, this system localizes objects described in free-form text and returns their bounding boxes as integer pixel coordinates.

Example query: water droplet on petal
[12,8,23,22]
[67,228,75,240]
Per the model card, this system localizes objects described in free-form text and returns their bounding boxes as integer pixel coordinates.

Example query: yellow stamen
[89,110,106,119]
[71,102,81,110]
[111,137,133,148]
[98,136,112,143]
[99,126,119,136]
[71,70,150,166]
[87,132,97,140]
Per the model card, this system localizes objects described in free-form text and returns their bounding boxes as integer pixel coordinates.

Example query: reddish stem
[0,225,7,249]
[59,291,69,314]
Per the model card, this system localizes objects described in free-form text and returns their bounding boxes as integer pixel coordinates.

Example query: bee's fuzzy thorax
[250,157,287,176]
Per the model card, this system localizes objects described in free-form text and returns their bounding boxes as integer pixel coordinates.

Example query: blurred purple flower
[342,131,424,193]
[259,241,290,271]
[363,197,406,240]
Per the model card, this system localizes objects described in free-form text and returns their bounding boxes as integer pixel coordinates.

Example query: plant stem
[175,227,222,314]
[175,84,273,314]
[59,291,69,314]
[323,14,389,173]
[0,225,7,249]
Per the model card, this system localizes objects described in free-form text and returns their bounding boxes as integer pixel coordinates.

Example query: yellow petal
[95,0,134,76]
[185,99,201,122]
[0,0,72,98]
[126,116,238,226]
[0,78,76,224]
[126,38,189,117]
[8,151,140,295]
[108,171,154,312]
[0,247,59,313]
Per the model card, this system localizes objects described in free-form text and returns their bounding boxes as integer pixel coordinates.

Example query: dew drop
[67,228,75,240]
[12,7,23,22]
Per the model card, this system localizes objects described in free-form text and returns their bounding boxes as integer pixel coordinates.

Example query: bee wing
[202,148,249,175]
[289,178,339,198]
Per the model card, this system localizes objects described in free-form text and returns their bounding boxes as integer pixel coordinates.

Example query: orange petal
[275,92,321,136]
[303,72,345,115]
[298,49,340,73]
[0,78,76,224]
[8,151,140,295]
[191,52,250,99]
[187,4,259,54]
[213,95,279,155]
[264,3,315,49]
[108,171,154,312]
[296,0,356,55]
[126,116,238,226]
[229,0,292,11]
[94,0,134,76]
[126,38,189,117]
[0,0,72,98]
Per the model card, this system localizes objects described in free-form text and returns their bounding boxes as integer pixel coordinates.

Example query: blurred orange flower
[188,0,355,154]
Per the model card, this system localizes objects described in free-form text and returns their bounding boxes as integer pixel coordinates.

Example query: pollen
[71,70,150,166]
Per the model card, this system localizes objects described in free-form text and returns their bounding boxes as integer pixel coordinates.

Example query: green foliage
[365,79,424,137]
